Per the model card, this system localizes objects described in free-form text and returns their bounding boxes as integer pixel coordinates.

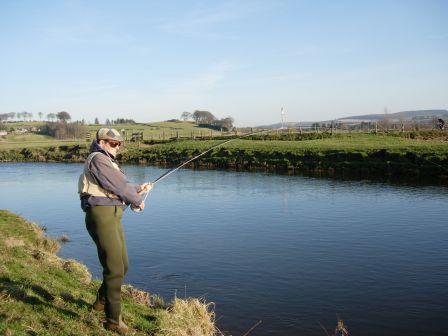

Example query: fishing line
[131,128,279,212]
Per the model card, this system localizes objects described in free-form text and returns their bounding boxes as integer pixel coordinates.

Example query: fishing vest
[78,152,120,199]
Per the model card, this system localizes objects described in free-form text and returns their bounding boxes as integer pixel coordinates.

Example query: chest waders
[82,153,128,325]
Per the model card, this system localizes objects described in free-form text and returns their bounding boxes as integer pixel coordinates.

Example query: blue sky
[1,0,447,126]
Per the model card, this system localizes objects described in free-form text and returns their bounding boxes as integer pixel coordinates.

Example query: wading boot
[104,315,129,335]
[92,293,105,311]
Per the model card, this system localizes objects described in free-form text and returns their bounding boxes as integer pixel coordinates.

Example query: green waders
[86,205,128,324]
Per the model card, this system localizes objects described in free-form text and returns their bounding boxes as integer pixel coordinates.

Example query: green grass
[1,129,448,180]
[0,210,219,336]
[116,133,448,182]
[0,121,224,149]
[135,133,448,156]
[83,121,223,140]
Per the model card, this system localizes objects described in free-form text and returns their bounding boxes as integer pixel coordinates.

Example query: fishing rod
[131,127,279,212]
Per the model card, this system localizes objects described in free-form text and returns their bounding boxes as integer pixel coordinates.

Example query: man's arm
[89,154,142,206]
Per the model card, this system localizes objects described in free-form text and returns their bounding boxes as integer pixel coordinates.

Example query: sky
[1,0,447,126]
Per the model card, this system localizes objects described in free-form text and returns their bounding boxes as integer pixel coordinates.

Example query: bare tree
[192,110,216,124]
[181,111,192,121]
[56,111,71,123]
[47,113,56,121]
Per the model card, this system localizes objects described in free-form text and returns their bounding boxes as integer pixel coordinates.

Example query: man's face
[100,139,121,156]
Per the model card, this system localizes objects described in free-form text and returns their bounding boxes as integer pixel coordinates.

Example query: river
[0,162,447,335]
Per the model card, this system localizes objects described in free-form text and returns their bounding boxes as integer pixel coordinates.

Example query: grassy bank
[0,210,219,336]
[1,133,448,182]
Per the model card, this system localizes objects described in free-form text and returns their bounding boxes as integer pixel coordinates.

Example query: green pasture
[2,128,448,157]
[0,135,84,149]
[144,133,448,157]
[0,121,225,149]
[84,121,224,140]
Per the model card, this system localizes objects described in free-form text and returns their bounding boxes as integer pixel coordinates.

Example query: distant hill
[258,109,448,128]
[258,121,315,129]
[337,109,448,122]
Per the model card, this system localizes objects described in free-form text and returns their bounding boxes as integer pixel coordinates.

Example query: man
[78,128,152,334]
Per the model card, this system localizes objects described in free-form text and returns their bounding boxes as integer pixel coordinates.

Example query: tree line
[94,117,136,125]
[180,110,234,131]
[0,111,74,122]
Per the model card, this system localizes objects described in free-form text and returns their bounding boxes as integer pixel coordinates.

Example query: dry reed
[157,297,222,336]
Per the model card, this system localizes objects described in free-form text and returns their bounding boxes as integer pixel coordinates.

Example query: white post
[281,107,286,129]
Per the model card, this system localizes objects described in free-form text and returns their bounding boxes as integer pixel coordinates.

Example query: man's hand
[139,182,153,193]
[138,201,145,210]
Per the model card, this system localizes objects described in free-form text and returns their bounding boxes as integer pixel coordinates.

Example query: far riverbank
[1,133,447,183]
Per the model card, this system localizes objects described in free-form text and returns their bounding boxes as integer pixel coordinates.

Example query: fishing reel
[131,189,152,213]
[130,203,143,212]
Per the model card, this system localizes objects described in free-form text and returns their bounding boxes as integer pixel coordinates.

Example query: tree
[94,117,100,125]
[213,117,234,131]
[105,118,111,125]
[181,112,192,121]
[114,118,135,124]
[192,110,216,124]
[1,112,16,122]
[40,122,86,139]
[57,111,71,123]
[38,112,43,120]
[47,113,56,121]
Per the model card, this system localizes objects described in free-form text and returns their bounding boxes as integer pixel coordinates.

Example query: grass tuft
[62,260,92,284]
[157,297,222,336]
[122,284,150,306]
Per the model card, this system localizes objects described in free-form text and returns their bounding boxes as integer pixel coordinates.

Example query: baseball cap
[96,128,124,142]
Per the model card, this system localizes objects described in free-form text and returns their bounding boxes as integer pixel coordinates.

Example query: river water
[0,162,447,335]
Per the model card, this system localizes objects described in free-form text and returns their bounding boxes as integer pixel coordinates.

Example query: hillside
[337,109,448,121]
[259,109,448,128]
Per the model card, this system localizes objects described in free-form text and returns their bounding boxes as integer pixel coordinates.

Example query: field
[142,133,448,155]
[0,121,227,149]
[1,121,448,181]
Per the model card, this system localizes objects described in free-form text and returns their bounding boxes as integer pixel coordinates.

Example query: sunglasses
[107,141,121,148]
